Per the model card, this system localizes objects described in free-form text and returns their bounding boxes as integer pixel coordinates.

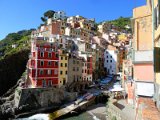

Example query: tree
[44,10,55,18]
[40,10,55,23]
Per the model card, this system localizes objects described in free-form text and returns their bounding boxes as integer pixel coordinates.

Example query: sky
[0,0,146,40]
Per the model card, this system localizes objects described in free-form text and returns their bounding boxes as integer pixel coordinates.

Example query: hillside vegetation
[100,17,131,31]
[0,29,33,96]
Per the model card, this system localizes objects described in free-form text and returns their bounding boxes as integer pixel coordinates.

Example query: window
[65,57,67,60]
[65,63,67,67]
[42,80,46,87]
[60,71,63,75]
[107,56,108,58]
[61,63,63,67]
[110,60,112,63]
[48,80,52,87]
[48,53,52,58]
[47,70,52,75]
[48,61,52,66]
[82,69,83,73]
[40,61,44,66]
[110,56,112,58]
[40,52,44,57]
[39,69,43,75]
[54,69,58,75]
[85,69,87,73]
[87,70,90,74]
[107,60,108,63]
[73,67,75,71]
[63,78,66,85]
[77,61,79,64]
[56,53,59,58]
[55,61,58,66]
[77,67,79,71]
[61,56,63,60]
[66,71,67,74]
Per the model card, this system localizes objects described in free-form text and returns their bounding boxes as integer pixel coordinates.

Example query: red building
[27,37,59,88]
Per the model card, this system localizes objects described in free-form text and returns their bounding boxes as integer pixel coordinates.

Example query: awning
[136,82,154,97]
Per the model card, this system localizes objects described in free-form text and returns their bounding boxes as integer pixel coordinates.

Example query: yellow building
[153,0,160,110]
[118,34,127,41]
[58,50,68,87]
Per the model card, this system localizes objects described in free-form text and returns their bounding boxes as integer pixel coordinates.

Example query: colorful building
[27,37,59,88]
[58,50,69,87]
[132,0,154,97]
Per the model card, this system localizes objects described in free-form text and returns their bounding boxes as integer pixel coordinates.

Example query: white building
[104,48,118,75]
[53,11,66,20]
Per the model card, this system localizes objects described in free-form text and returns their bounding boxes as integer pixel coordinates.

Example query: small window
[48,53,52,58]
[40,52,44,57]
[110,60,112,63]
[61,56,63,60]
[65,63,67,67]
[87,70,89,74]
[42,80,46,87]
[77,61,79,64]
[65,57,67,60]
[61,63,63,67]
[48,80,52,87]
[48,61,52,66]
[77,67,79,71]
[110,56,112,58]
[56,54,59,58]
[54,69,58,75]
[39,70,43,75]
[73,67,75,71]
[60,71,63,75]
[47,70,52,75]
[66,71,67,74]
[40,61,44,66]
[107,60,108,63]
[55,61,58,66]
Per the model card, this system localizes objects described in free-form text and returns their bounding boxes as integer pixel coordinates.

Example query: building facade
[104,45,118,75]
[27,37,59,88]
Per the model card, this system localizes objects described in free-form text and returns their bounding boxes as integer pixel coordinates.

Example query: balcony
[133,50,153,63]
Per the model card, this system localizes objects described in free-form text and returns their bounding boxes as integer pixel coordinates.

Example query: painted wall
[133,63,154,82]
[133,1,152,51]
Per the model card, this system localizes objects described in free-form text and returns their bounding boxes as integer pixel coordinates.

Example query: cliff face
[0,49,30,96]
[0,29,33,96]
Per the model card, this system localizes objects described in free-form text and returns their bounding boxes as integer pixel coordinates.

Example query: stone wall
[106,100,129,120]
[14,87,77,109]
